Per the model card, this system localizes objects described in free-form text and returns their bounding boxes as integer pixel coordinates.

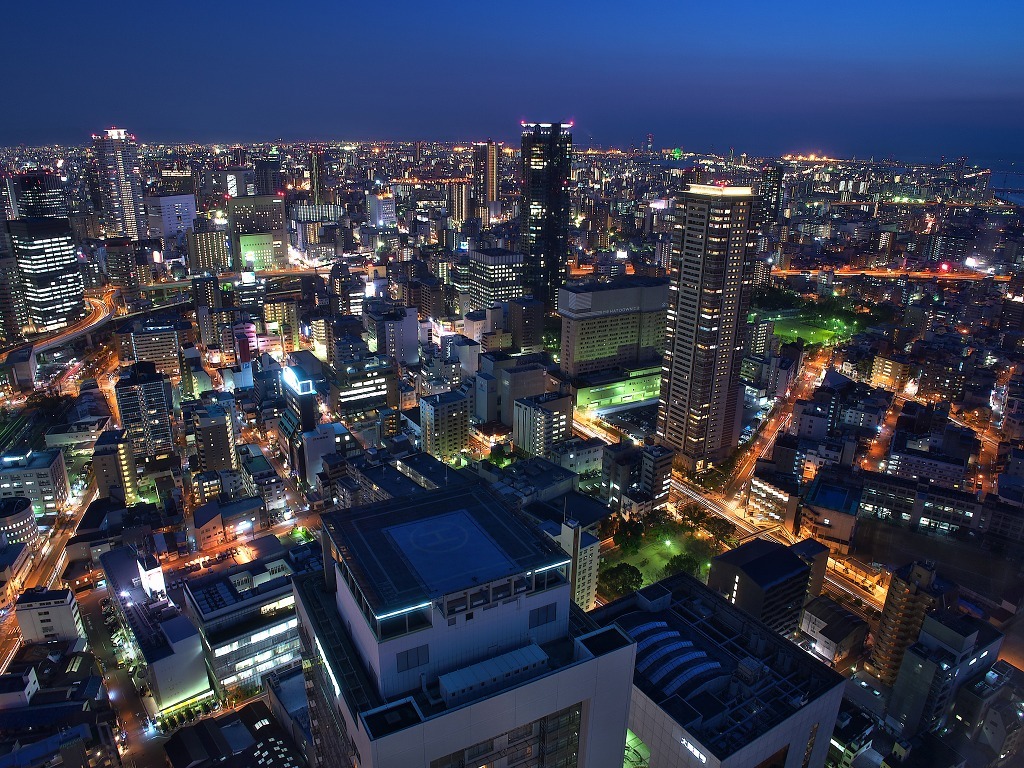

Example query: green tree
[661,553,701,580]
[613,519,644,555]
[680,503,711,531]
[704,518,736,547]
[599,563,644,598]
[685,537,715,565]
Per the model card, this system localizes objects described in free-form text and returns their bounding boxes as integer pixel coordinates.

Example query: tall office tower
[115,361,174,459]
[0,254,27,344]
[92,429,138,503]
[446,180,470,228]
[760,163,785,229]
[365,191,397,229]
[472,139,499,222]
[294,484,634,768]
[519,122,572,308]
[6,170,68,218]
[309,146,328,205]
[254,152,285,196]
[7,218,85,332]
[508,296,545,353]
[656,185,757,473]
[193,404,238,473]
[92,128,145,240]
[420,390,469,460]
[558,277,669,379]
[871,561,959,686]
[227,195,287,270]
[467,247,524,310]
[231,146,247,167]
[187,227,230,273]
[144,192,197,244]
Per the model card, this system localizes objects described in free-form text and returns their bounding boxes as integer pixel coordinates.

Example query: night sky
[3,0,1023,166]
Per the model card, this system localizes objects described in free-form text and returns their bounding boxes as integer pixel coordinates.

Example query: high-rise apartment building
[871,561,959,686]
[309,145,328,205]
[760,163,785,228]
[227,195,287,270]
[264,297,301,352]
[364,303,420,366]
[639,444,674,510]
[558,277,669,379]
[187,227,230,273]
[92,429,139,503]
[512,392,573,458]
[656,185,757,473]
[103,236,148,302]
[92,128,145,240]
[5,170,68,219]
[293,483,635,768]
[193,404,238,473]
[519,122,572,307]
[116,316,193,377]
[467,247,524,310]
[191,273,222,346]
[887,610,1003,738]
[420,391,469,461]
[7,217,85,332]
[472,139,499,222]
[446,180,470,227]
[115,362,174,459]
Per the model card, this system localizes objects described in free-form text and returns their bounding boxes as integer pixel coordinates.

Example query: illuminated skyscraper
[309,145,328,205]
[656,185,757,473]
[92,128,145,240]
[760,163,785,229]
[519,122,572,308]
[6,170,68,219]
[447,180,470,228]
[7,218,85,332]
[472,139,499,222]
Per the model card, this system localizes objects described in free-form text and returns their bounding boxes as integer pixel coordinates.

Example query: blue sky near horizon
[2,0,1023,166]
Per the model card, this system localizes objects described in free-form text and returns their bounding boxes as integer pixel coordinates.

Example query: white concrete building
[99,547,212,713]
[144,193,197,243]
[294,484,636,768]
[0,449,71,518]
[15,588,86,644]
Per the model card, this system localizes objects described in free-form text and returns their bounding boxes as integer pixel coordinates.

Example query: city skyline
[2,1,1023,165]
